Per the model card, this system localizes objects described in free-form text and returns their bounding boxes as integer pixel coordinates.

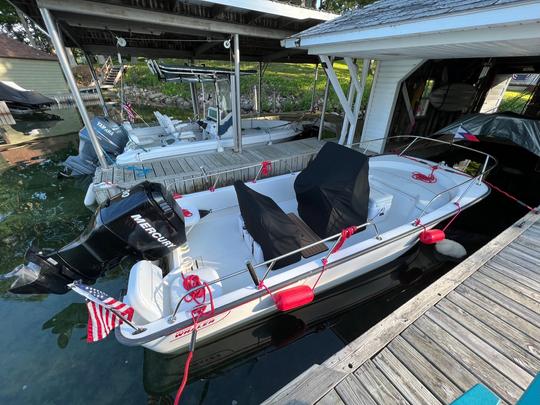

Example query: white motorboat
[114,61,301,165]
[63,61,302,175]
[115,110,301,165]
[113,138,491,354]
[6,137,492,355]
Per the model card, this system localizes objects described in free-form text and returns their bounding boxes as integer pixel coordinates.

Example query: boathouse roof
[0,34,57,61]
[282,0,540,59]
[9,0,336,63]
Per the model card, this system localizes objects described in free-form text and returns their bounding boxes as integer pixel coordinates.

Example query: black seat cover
[234,181,301,270]
[294,142,370,238]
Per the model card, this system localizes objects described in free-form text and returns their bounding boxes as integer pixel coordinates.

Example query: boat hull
[128,226,422,354]
[116,125,300,165]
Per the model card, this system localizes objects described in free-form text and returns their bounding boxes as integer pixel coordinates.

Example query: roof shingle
[292,0,530,39]
[0,34,57,61]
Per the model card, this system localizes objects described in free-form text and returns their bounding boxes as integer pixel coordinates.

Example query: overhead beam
[37,0,295,39]
[197,0,336,21]
[194,40,222,57]
[82,45,194,58]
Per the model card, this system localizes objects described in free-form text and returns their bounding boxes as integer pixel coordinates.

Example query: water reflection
[42,303,87,348]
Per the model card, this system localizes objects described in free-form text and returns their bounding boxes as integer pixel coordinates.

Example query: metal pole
[318,67,330,140]
[40,8,108,168]
[188,58,199,118]
[233,34,242,153]
[258,61,263,114]
[310,62,319,112]
[84,52,109,117]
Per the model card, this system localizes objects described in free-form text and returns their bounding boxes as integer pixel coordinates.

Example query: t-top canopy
[148,60,257,83]
[294,142,370,238]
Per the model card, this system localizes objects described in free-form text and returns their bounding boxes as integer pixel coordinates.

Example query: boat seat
[125,261,166,324]
[238,215,265,264]
[234,180,301,269]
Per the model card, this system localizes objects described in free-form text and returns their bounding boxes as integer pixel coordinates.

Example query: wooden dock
[264,209,540,404]
[93,137,325,204]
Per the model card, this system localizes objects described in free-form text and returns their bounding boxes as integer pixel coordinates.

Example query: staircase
[98,56,125,89]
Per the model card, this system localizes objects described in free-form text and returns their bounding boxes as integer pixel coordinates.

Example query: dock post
[39,8,109,169]
[310,62,319,112]
[318,58,332,140]
[232,34,242,153]
[258,61,263,114]
[84,52,109,117]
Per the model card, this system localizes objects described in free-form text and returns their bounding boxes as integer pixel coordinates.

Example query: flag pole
[68,283,145,334]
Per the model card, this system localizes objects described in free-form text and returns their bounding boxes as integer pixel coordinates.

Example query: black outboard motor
[63,116,128,176]
[7,182,186,295]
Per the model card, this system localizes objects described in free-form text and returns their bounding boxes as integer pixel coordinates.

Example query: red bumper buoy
[419,229,445,244]
[273,285,314,311]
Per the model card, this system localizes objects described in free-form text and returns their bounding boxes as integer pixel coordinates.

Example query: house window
[415,79,435,117]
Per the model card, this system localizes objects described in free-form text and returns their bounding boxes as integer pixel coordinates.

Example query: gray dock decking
[264,209,540,404]
[92,137,325,204]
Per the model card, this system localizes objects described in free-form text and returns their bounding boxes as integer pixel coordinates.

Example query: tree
[0,0,51,52]
[323,0,376,13]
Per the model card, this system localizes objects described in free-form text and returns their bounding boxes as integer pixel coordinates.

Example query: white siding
[361,59,424,153]
[0,58,68,96]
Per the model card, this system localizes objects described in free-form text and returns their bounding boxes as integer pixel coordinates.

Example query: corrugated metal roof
[292,0,531,39]
[0,34,57,61]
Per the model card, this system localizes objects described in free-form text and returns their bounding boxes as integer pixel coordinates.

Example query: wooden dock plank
[413,317,523,404]
[489,256,540,286]
[354,360,410,404]
[425,307,532,389]
[334,375,377,405]
[316,389,345,405]
[446,290,540,359]
[468,272,540,314]
[464,277,540,326]
[372,349,441,404]
[478,267,540,302]
[436,298,540,375]
[400,325,479,392]
[263,364,347,405]
[387,335,462,403]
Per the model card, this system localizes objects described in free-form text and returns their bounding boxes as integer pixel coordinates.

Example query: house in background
[0,34,68,96]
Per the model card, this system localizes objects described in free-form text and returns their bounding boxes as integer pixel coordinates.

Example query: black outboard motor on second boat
[63,116,128,176]
[5,182,186,294]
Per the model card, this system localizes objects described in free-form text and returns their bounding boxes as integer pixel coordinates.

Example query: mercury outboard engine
[6,182,186,295]
[63,116,128,176]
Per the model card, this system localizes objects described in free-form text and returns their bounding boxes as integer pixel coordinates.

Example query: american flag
[454,125,480,142]
[122,102,136,123]
[70,282,134,343]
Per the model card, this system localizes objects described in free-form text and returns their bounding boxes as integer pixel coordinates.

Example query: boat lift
[16,0,336,171]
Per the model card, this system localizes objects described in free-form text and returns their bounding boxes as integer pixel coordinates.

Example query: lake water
[0,108,520,404]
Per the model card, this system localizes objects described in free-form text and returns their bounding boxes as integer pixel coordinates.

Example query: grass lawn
[498,90,532,114]
[124,59,374,113]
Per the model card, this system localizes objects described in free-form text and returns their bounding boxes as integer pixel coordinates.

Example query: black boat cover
[0,81,54,107]
[435,112,540,157]
[234,181,301,270]
[294,142,370,238]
